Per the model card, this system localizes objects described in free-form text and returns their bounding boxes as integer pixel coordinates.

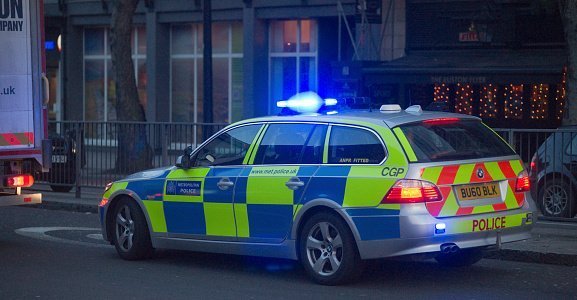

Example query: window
[83,27,146,123]
[253,123,320,165]
[301,125,327,164]
[565,134,577,156]
[397,120,516,162]
[328,126,385,164]
[194,124,261,167]
[170,22,244,124]
[269,20,317,114]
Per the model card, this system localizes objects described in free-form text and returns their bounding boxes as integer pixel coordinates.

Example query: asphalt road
[0,206,576,300]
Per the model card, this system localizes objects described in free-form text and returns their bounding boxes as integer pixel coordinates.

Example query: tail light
[529,153,538,175]
[515,170,530,192]
[4,175,34,188]
[382,179,442,203]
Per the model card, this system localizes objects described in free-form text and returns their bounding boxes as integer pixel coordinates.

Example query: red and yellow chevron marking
[0,132,34,146]
[421,160,525,218]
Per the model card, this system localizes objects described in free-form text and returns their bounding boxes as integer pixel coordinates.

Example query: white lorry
[0,0,50,206]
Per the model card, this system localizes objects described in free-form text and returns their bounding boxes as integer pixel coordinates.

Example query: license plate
[456,182,500,201]
[52,155,67,163]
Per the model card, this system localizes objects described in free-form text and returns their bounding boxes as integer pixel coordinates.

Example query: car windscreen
[397,119,516,162]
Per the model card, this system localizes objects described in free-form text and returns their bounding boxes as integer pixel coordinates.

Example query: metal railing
[38,122,577,220]
[41,121,227,196]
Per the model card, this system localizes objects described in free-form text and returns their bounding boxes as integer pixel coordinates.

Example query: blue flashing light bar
[324,98,338,106]
[276,92,375,116]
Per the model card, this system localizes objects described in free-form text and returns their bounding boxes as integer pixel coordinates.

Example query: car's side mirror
[176,155,190,169]
[176,146,195,169]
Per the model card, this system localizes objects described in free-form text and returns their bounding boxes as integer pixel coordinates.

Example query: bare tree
[109,0,152,173]
[559,0,577,125]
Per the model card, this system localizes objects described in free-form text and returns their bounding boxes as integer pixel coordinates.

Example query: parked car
[530,127,577,218]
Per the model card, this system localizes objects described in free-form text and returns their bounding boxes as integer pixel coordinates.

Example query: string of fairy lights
[454,83,474,115]
[555,67,567,120]
[503,84,524,119]
[479,84,498,118]
[432,68,567,120]
[530,84,549,120]
[433,83,450,104]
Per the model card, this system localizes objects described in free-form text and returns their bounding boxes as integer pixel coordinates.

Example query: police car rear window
[397,120,515,162]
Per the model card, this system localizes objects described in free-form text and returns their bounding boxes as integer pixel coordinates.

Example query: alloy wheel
[115,205,135,252]
[543,184,568,216]
[305,221,344,277]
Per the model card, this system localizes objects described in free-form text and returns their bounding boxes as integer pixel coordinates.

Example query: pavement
[25,184,577,267]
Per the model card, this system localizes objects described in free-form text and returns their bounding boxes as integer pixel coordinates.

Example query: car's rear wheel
[435,248,483,267]
[539,179,577,218]
[299,212,362,285]
[112,198,153,260]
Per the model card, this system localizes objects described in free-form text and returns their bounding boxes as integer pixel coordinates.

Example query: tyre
[111,198,154,260]
[299,212,363,285]
[539,179,577,218]
[50,185,73,193]
[435,248,483,267]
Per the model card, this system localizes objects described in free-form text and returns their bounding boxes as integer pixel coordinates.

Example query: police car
[99,93,534,285]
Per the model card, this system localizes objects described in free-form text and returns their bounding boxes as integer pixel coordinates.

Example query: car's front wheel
[111,198,154,260]
[539,179,577,218]
[299,212,362,285]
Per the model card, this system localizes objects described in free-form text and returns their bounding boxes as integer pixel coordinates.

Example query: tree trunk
[109,0,153,173]
[560,0,577,125]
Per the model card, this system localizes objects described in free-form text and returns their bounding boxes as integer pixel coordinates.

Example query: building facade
[44,0,566,129]
[44,0,375,124]
[354,0,566,129]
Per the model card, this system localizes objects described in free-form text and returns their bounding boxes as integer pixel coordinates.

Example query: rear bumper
[0,192,41,207]
[354,197,535,260]
[358,222,532,259]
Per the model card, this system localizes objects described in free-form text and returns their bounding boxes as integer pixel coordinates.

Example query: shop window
[170,22,244,127]
[270,20,318,114]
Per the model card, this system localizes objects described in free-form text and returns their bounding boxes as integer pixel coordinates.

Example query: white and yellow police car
[99,93,534,285]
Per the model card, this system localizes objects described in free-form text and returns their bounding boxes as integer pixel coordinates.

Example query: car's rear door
[234,122,325,243]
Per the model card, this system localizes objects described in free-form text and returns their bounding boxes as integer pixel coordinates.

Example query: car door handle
[285,177,305,190]
[217,177,234,190]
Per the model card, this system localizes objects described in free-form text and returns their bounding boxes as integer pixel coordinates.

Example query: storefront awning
[362,49,566,84]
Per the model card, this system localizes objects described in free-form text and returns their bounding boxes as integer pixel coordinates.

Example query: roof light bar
[324,98,338,106]
[276,91,323,113]
[276,92,376,115]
